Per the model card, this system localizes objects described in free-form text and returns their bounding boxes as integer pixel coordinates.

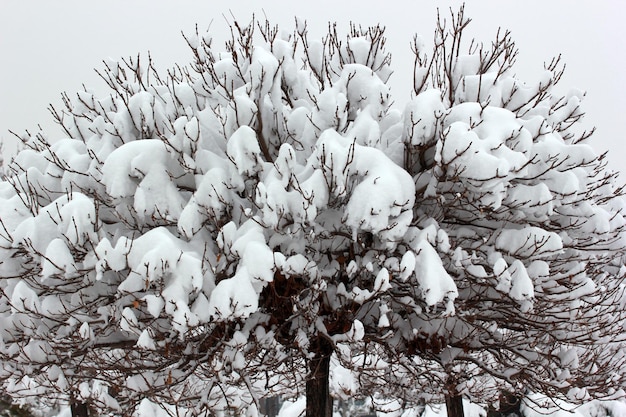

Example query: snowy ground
[272,397,626,417]
[45,396,625,417]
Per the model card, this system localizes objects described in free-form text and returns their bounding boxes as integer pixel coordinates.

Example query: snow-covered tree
[365,7,626,417]
[0,9,624,417]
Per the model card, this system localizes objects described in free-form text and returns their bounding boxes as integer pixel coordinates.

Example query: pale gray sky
[1,1,625,173]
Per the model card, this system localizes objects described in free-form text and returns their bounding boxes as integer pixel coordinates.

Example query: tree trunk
[260,396,281,417]
[70,402,90,417]
[306,337,333,417]
[445,393,464,417]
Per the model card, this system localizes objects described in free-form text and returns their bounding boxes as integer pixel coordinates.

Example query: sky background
[1,1,625,174]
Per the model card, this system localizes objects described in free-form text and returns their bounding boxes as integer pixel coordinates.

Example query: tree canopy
[0,7,625,417]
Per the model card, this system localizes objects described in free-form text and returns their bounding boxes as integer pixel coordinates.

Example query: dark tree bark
[306,337,333,417]
[70,402,90,417]
[260,396,281,417]
[445,393,464,417]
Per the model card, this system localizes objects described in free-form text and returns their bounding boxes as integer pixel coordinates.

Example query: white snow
[495,226,563,258]
[413,240,458,313]
[207,266,259,319]
[1,17,624,417]
[227,125,262,175]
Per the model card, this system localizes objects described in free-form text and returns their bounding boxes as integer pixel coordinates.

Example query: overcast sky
[1,1,625,173]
